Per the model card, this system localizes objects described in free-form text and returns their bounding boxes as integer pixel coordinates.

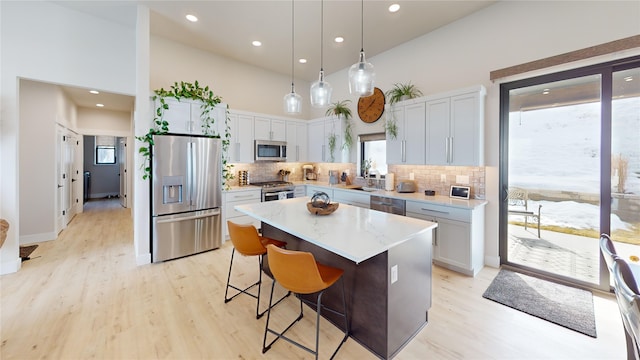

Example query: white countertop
[293,181,488,210]
[234,197,437,264]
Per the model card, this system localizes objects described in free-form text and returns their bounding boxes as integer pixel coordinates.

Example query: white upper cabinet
[286,120,308,162]
[254,116,286,141]
[157,98,226,136]
[426,86,485,166]
[307,116,345,163]
[386,101,426,165]
[227,112,254,163]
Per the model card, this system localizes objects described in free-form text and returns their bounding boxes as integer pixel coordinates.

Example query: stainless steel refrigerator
[151,134,222,262]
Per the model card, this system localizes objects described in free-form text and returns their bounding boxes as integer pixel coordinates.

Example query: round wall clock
[357,87,385,123]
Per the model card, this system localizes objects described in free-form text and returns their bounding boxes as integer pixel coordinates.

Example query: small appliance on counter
[328,170,339,185]
[396,180,417,193]
[385,173,395,191]
[303,164,316,180]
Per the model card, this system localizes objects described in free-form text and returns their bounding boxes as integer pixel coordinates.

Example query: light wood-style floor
[1,199,627,359]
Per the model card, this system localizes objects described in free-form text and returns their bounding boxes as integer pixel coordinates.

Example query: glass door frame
[498,55,640,292]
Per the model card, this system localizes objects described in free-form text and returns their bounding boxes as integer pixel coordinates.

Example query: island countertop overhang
[234,197,437,264]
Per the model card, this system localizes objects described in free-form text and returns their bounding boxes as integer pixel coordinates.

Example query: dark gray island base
[262,222,432,359]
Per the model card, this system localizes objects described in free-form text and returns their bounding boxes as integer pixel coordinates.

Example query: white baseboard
[485,255,500,268]
[1,256,21,275]
[20,232,56,245]
[136,253,151,266]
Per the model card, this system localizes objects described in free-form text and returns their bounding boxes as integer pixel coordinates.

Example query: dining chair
[224,221,289,319]
[600,233,619,274]
[613,257,640,360]
[262,244,349,360]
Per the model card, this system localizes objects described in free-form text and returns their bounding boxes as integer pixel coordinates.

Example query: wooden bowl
[307,202,339,215]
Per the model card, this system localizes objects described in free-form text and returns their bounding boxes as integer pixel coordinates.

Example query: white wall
[1,1,137,273]
[78,107,132,136]
[322,0,640,267]
[150,36,312,120]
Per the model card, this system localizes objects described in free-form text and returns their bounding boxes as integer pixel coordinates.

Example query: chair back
[227,221,266,256]
[613,258,640,354]
[266,244,327,294]
[507,187,530,210]
[600,233,619,274]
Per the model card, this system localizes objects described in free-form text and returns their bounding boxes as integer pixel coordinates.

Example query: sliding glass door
[500,56,640,290]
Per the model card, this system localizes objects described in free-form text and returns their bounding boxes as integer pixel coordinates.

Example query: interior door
[56,125,65,233]
[118,137,127,208]
[64,133,74,225]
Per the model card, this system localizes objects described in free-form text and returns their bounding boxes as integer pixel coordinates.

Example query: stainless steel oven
[251,181,295,202]
[263,190,294,202]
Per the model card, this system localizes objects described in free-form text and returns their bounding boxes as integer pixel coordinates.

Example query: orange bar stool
[225,221,289,319]
[262,244,349,360]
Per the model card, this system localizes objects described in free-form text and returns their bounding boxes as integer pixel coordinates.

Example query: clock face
[358,87,385,123]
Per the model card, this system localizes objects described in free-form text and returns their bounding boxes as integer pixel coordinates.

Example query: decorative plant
[325,100,354,151]
[361,158,372,177]
[385,112,399,140]
[327,132,337,162]
[385,82,423,105]
[137,81,233,188]
[278,169,291,176]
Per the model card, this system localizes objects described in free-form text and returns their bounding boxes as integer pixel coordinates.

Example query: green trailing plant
[325,100,354,151]
[385,113,399,140]
[327,132,337,162]
[137,81,232,188]
[385,82,423,105]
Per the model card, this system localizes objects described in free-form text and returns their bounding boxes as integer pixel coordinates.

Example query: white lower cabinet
[406,200,485,276]
[293,185,306,198]
[306,186,332,198]
[222,188,261,239]
[332,189,370,208]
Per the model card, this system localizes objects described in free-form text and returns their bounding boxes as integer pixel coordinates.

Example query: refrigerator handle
[188,141,195,204]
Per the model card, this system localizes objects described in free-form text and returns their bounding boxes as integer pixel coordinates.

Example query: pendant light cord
[291,0,295,90]
[320,0,324,72]
[360,0,364,53]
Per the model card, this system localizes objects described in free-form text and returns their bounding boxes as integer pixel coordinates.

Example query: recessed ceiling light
[252,40,262,47]
[542,89,550,95]
[89,90,99,94]
[298,58,307,64]
[389,4,400,13]
[96,103,104,107]
[186,14,198,22]
[624,76,633,82]
[334,37,344,43]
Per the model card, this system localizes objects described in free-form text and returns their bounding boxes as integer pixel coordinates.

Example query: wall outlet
[409,173,415,180]
[391,265,398,284]
[456,175,469,184]
[291,168,296,173]
[440,174,446,183]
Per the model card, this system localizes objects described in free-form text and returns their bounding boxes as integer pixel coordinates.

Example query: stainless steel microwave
[255,140,287,162]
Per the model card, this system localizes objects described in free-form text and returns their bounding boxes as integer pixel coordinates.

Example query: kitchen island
[234,197,437,359]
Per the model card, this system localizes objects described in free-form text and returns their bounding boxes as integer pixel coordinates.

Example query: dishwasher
[370,195,406,215]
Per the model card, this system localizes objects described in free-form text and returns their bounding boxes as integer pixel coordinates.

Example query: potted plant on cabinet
[325,100,354,151]
[385,82,423,105]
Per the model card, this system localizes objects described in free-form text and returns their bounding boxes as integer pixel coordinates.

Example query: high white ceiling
[53,0,497,111]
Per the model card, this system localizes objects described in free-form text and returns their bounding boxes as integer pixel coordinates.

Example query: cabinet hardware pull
[421,208,449,214]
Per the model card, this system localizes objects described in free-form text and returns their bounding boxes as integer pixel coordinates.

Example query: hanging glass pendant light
[284,0,301,113]
[348,0,375,97]
[310,0,332,108]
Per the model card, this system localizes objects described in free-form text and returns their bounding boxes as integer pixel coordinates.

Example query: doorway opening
[499,55,640,290]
